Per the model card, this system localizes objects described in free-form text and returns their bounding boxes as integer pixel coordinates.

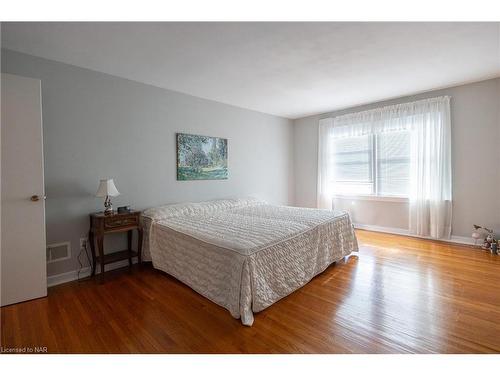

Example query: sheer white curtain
[317,118,335,209]
[317,96,452,239]
[407,97,452,239]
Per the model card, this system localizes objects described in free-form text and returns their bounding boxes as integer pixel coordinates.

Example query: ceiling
[2,22,499,119]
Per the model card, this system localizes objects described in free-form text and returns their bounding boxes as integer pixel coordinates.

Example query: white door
[1,73,47,306]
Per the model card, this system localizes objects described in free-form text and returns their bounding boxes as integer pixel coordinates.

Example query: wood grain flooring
[1,230,499,353]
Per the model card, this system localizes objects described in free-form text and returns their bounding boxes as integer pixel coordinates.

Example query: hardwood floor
[1,230,500,353]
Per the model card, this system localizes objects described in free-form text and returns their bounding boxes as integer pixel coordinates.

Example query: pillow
[142,197,264,220]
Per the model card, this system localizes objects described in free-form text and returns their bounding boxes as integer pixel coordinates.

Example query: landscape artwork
[176,133,228,180]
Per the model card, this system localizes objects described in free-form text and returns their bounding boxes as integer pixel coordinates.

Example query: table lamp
[96,179,120,215]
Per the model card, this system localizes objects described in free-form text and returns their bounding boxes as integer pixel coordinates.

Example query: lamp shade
[96,179,120,198]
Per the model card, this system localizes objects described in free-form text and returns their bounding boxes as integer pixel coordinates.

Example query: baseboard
[353,223,476,246]
[47,259,138,288]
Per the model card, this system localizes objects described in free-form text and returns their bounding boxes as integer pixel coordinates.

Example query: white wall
[1,49,294,276]
[294,78,500,237]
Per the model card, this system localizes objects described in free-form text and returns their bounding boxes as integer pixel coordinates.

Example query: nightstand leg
[88,230,96,276]
[97,234,105,281]
[137,227,143,264]
[127,230,133,267]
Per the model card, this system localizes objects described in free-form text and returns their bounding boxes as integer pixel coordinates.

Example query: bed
[141,198,358,326]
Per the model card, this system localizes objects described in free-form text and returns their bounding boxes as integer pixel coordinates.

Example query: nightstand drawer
[104,216,138,229]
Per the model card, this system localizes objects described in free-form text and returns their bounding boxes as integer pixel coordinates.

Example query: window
[332,135,373,195]
[318,96,452,238]
[332,130,410,197]
[376,131,410,197]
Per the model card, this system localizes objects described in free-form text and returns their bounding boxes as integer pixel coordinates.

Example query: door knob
[30,195,46,201]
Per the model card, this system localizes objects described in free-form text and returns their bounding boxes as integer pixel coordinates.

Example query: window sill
[332,195,409,203]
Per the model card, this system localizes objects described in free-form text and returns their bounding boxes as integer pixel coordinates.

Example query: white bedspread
[142,198,358,326]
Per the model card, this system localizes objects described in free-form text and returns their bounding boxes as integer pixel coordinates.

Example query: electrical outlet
[80,237,88,251]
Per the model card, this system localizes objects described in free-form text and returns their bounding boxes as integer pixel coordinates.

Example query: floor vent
[47,242,71,263]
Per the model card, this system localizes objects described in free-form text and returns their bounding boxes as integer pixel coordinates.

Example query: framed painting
[176,133,228,180]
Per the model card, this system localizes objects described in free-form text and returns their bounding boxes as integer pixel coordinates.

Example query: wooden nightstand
[88,210,143,278]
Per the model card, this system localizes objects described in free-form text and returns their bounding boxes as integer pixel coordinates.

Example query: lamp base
[104,195,113,215]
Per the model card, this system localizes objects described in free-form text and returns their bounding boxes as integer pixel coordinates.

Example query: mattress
[142,198,358,326]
